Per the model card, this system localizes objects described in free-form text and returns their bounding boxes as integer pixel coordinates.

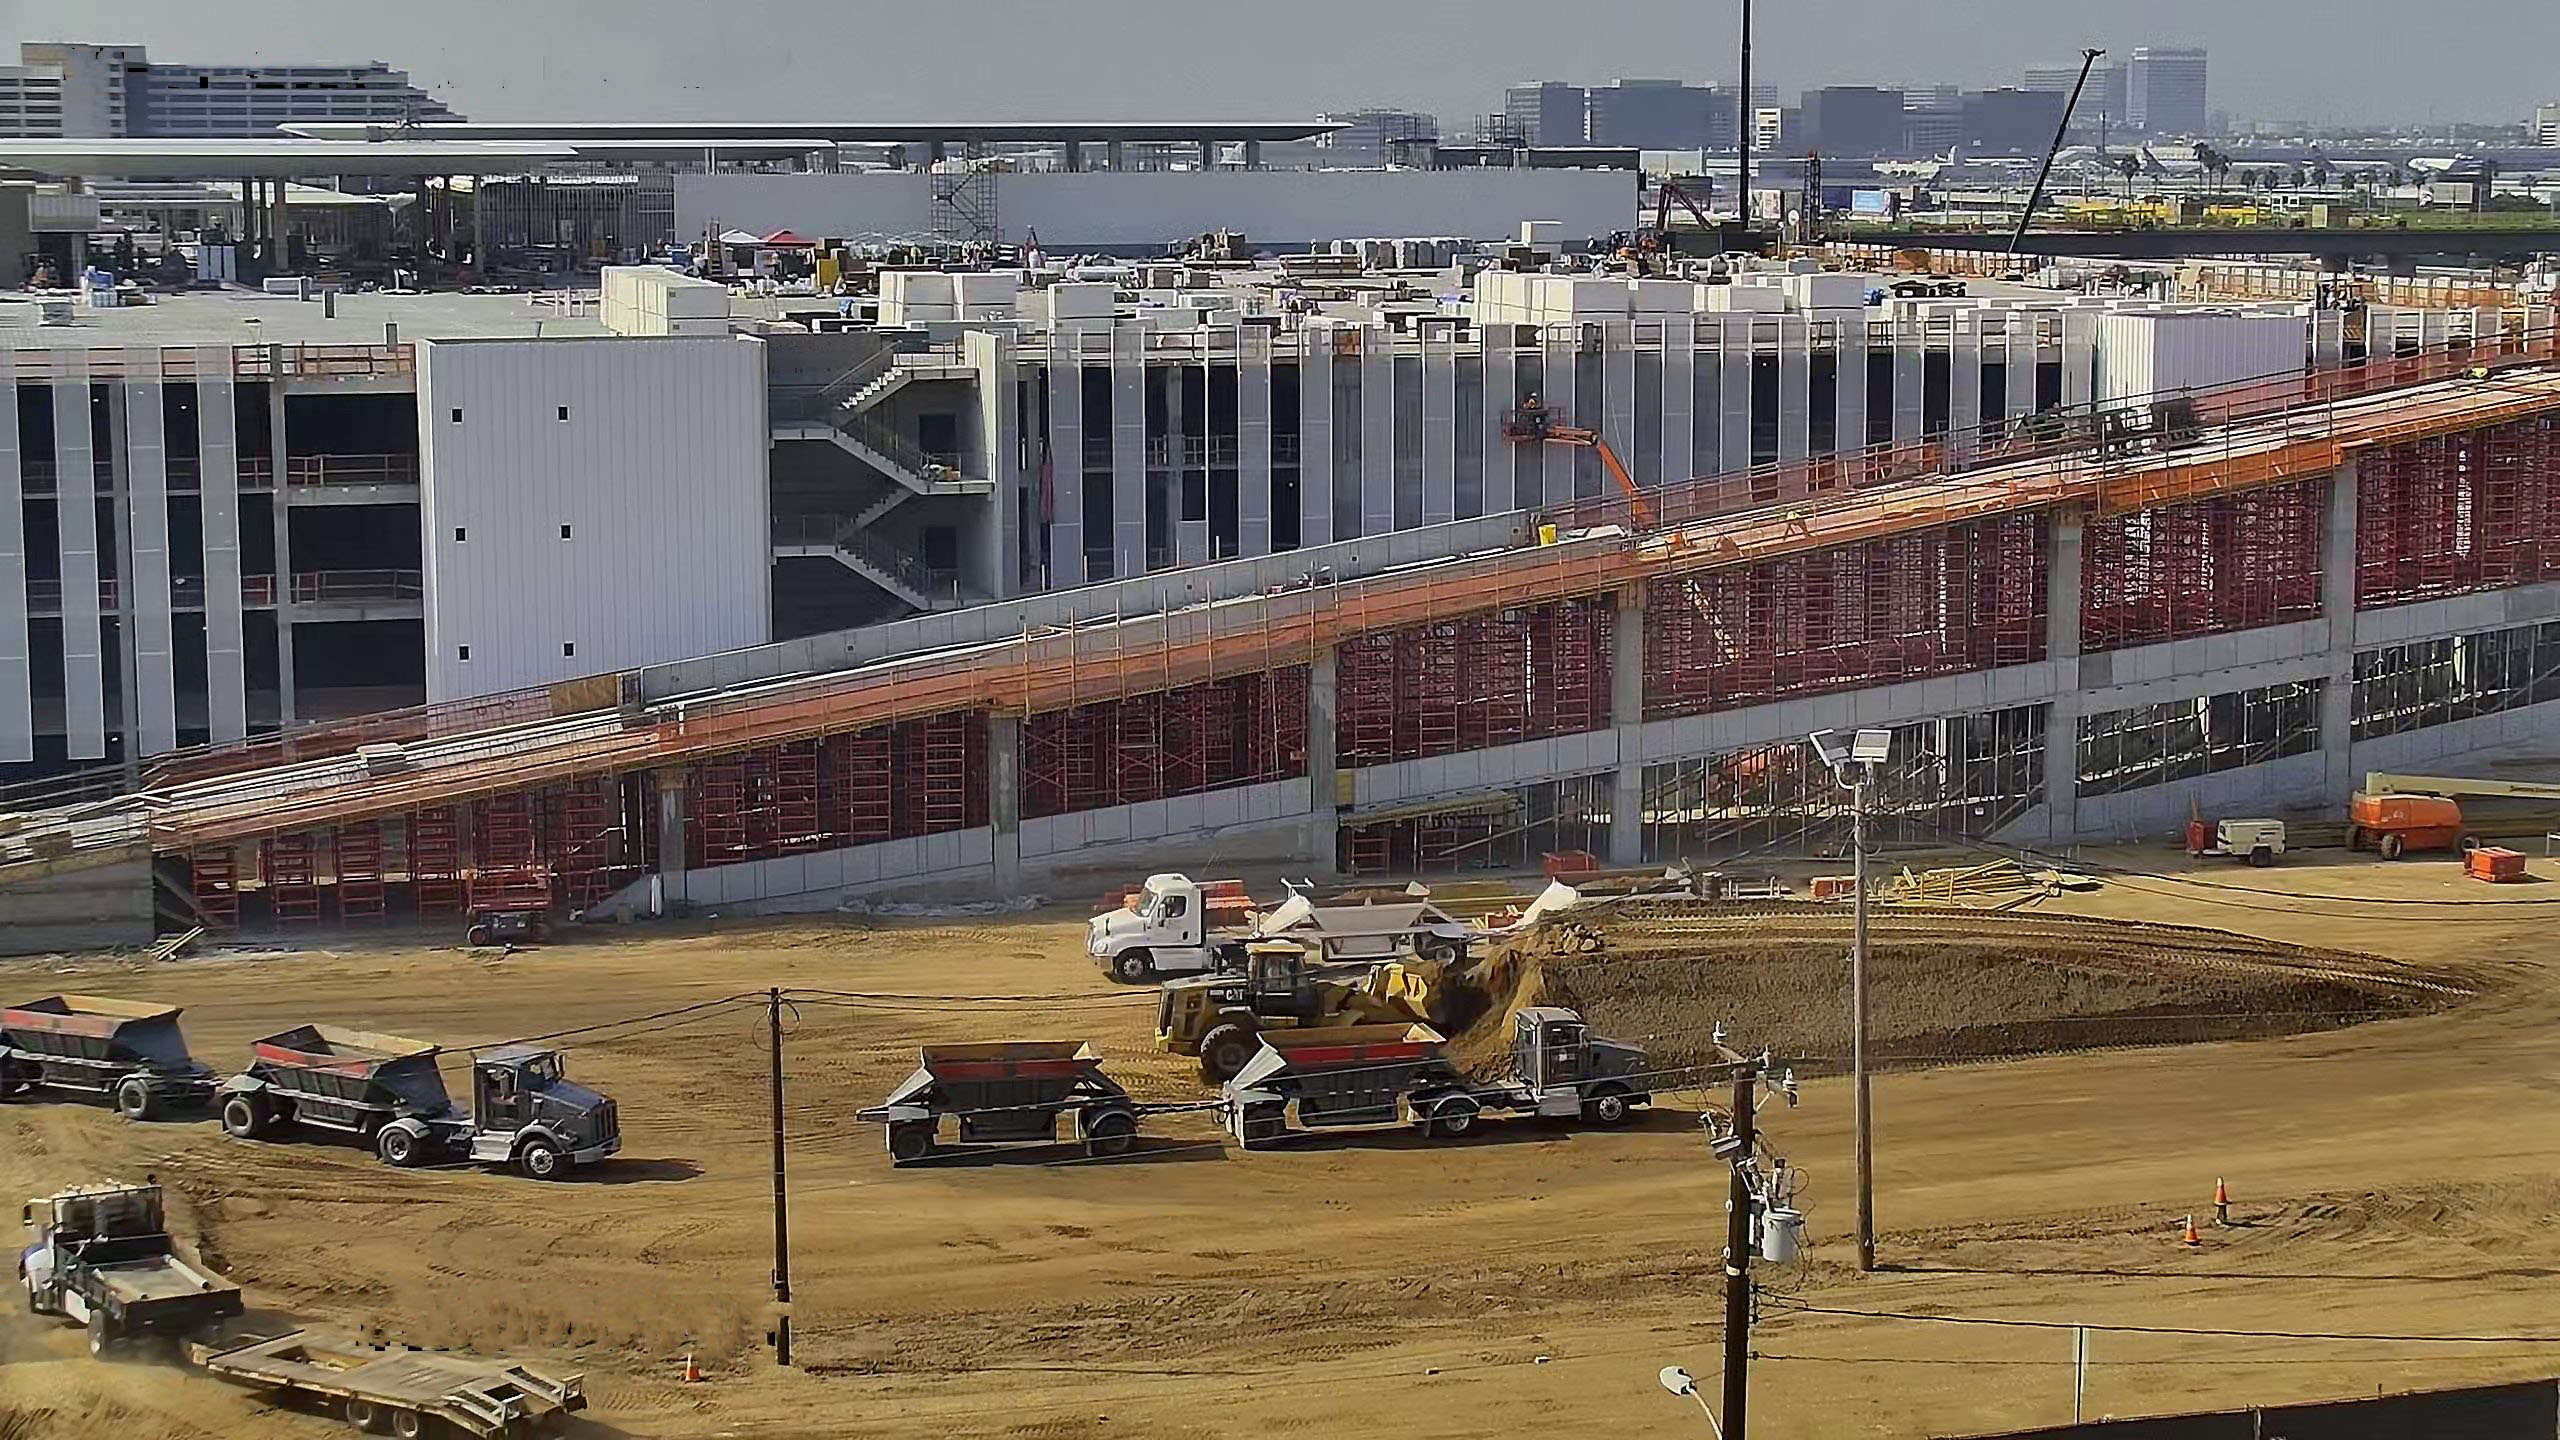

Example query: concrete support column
[967,330,1018,600]
[2320,459,2361,806]
[928,140,947,165]
[2041,508,2087,843]
[267,359,295,727]
[1303,648,1339,875]
[654,767,688,913]
[1609,585,1647,866]
[1197,139,1216,169]
[989,713,1023,889]
[1243,139,1262,169]
[1061,139,1083,173]
[1106,139,1125,171]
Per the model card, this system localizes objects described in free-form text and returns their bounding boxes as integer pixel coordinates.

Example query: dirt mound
[1456,904,2465,1078]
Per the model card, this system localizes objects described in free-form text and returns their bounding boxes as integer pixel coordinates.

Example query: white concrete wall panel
[1602,322,1636,491]
[1776,315,1809,462]
[1659,315,1694,486]
[1238,326,1272,555]
[1892,312,1924,447]
[1949,312,1982,465]
[194,348,247,744]
[417,336,771,702]
[1542,325,1577,506]
[1836,315,1868,458]
[1301,338,1333,547]
[52,354,105,761]
[1045,336,1083,586]
[2004,311,2037,422]
[678,170,1636,249]
[1422,328,1456,526]
[1361,333,1393,536]
[0,367,26,761]
[1717,317,1750,473]
[123,378,178,755]
[1110,326,1146,575]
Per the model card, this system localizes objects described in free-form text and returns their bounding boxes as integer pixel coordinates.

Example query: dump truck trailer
[857,1041,1208,1165]
[0,995,220,1119]
[191,1327,586,1439]
[1157,940,1445,1083]
[1223,1008,1650,1149]
[220,1026,620,1178]
[18,1182,243,1356]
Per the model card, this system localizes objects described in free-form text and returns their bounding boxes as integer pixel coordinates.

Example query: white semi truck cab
[1090,874,1479,984]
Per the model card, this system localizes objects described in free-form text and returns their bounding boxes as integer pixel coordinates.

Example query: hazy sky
[38,0,2560,128]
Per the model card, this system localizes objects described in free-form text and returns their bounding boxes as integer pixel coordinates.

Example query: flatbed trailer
[0,995,219,1119]
[857,1040,1209,1165]
[191,1327,586,1439]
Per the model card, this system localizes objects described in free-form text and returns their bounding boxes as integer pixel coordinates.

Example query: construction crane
[1615,178,1719,273]
[2007,47,2105,260]
[1501,396,1657,528]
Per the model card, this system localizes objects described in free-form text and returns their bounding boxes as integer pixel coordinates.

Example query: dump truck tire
[2379,832,2405,861]
[1583,1085,1634,1127]
[387,1408,424,1439]
[1428,1095,1480,1139]
[1197,1022,1259,1084]
[466,924,493,947]
[220,1095,265,1139]
[888,1121,935,1164]
[2248,846,2275,868]
[1421,939,1461,967]
[1084,1109,1137,1158]
[116,1078,154,1121]
[345,1397,380,1431]
[1112,949,1156,983]
[376,1126,424,1168]
[518,1140,566,1180]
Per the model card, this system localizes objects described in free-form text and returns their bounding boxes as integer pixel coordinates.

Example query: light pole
[1811,727,1891,1272]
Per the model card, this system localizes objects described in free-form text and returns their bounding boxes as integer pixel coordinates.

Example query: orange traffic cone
[2214,1177,2231,1227]
[683,1350,703,1384]
[2180,1214,2201,1247]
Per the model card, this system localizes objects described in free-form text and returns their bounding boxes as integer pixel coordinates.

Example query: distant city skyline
[22,0,2556,130]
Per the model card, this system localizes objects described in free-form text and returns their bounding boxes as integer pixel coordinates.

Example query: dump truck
[856,1041,1203,1165]
[1222,1007,1651,1149]
[0,995,220,1119]
[17,1181,243,1356]
[1157,940,1447,1083]
[220,1027,620,1178]
[190,1327,586,1438]
[1090,873,1476,982]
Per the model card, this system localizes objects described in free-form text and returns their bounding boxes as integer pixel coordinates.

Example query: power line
[1767,1300,2560,1346]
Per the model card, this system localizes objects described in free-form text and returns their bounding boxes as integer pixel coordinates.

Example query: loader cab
[1244,943,1318,1021]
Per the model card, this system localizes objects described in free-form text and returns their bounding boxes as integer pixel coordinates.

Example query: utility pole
[1719,1061,1758,1440]
[1851,767,1873,1274]
[767,988,793,1366]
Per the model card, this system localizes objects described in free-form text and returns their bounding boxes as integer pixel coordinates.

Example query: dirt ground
[6,846,2560,1440]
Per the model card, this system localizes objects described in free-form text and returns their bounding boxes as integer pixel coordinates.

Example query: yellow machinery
[1157,941,1445,1083]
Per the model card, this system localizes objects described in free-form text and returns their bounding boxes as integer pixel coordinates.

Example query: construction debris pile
[1458,901,2464,1079]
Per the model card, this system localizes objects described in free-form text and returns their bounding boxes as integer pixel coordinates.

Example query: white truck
[1088,874,1478,984]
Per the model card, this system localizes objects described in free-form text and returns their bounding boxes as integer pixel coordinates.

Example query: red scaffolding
[2083,476,2324,652]
[2358,420,2560,608]
[410,807,464,916]
[1644,513,2045,721]
[261,833,320,924]
[693,757,749,868]
[545,777,620,911]
[1339,599,1609,770]
[190,845,240,929]
[334,822,384,921]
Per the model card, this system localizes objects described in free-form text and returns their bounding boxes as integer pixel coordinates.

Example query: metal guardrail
[289,570,423,605]
[772,514,963,606]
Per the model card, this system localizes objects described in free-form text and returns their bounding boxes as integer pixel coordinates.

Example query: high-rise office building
[2534,103,2560,147]
[0,41,461,138]
[2023,59,2127,130]
[1586,79,1716,149]
[1504,81,1588,146]
[2125,47,2208,135]
[1798,87,1908,156]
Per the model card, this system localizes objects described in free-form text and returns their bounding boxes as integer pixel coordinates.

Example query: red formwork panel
[261,832,321,925]
[1338,598,1610,770]
[2083,476,2325,654]
[191,845,240,929]
[334,822,385,921]
[2358,419,2560,609]
[1643,512,2046,721]
[409,806,465,917]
